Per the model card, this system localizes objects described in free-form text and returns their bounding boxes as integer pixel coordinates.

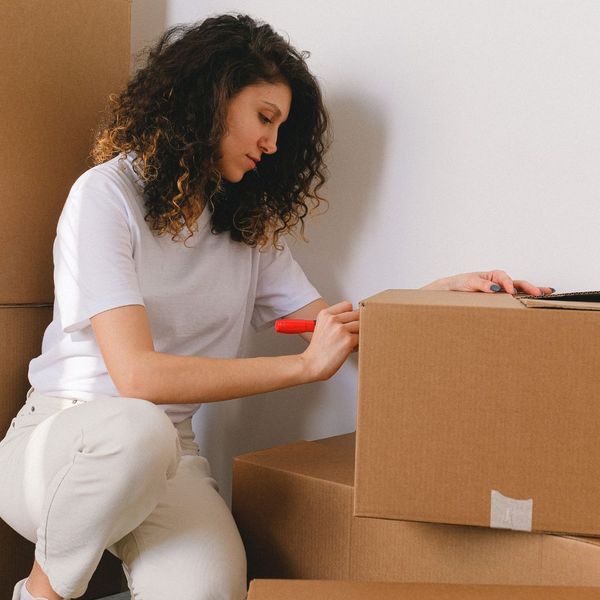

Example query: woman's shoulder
[72,153,141,193]
[59,154,143,227]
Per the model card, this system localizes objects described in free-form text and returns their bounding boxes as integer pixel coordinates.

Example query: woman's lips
[246,155,259,168]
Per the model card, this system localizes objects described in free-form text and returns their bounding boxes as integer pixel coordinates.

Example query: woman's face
[218,82,292,183]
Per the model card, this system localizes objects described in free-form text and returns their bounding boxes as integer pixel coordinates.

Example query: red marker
[275,319,316,334]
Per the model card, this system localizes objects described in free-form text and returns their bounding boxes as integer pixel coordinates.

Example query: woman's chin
[221,171,245,184]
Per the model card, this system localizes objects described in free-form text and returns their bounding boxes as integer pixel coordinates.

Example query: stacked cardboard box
[1,0,131,304]
[354,290,600,535]
[233,434,600,586]
[247,580,600,600]
[233,289,600,593]
[0,2,130,598]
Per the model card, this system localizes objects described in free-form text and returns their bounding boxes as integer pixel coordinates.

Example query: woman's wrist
[263,354,315,389]
[296,351,319,384]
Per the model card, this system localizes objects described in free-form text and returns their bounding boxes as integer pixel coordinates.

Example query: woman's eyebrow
[262,100,282,117]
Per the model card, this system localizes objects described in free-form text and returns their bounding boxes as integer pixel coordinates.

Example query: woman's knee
[133,561,247,600]
[195,533,247,600]
[198,573,247,600]
[120,398,176,443]
[119,502,248,600]
[194,530,247,600]
[87,398,180,480]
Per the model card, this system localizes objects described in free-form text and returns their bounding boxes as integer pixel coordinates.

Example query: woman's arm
[91,301,358,405]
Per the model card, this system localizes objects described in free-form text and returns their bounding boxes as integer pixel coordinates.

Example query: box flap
[518,291,600,311]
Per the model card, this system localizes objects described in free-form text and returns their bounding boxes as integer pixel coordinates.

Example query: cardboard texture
[233,434,600,587]
[247,580,600,600]
[355,289,600,536]
[0,306,52,433]
[0,0,131,303]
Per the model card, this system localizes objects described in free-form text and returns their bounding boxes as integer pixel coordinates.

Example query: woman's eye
[259,113,272,124]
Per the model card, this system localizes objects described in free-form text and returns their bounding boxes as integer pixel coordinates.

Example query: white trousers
[0,389,247,600]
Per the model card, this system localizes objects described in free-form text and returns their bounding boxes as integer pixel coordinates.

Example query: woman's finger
[344,320,360,334]
[468,274,509,294]
[336,309,360,324]
[512,280,543,296]
[514,281,555,296]
[322,301,353,316]
[486,270,516,294]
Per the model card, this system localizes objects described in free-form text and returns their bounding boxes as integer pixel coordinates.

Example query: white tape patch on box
[490,490,533,532]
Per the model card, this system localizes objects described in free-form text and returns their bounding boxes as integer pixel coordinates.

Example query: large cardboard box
[0,306,52,434]
[0,0,131,303]
[1,2,131,596]
[355,289,600,536]
[248,580,600,600]
[233,434,600,586]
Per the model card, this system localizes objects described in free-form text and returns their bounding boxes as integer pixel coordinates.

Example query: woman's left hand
[421,270,555,296]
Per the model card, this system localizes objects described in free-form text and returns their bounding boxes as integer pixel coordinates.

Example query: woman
[0,14,552,600]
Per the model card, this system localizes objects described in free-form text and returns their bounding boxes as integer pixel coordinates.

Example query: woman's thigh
[0,395,80,541]
[0,392,179,545]
[111,455,247,600]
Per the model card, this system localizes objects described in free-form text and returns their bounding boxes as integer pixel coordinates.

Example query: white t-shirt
[28,154,321,422]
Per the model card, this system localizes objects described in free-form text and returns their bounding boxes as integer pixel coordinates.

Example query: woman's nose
[259,133,277,155]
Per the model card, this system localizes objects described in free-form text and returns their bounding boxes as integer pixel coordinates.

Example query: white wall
[132,0,600,502]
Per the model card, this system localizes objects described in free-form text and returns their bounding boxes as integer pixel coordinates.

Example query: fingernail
[550,288,556,293]
[490,284,501,292]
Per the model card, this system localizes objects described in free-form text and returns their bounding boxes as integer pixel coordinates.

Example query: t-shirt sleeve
[251,238,321,330]
[54,168,145,334]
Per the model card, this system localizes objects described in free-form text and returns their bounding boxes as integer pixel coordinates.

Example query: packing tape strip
[490,489,533,532]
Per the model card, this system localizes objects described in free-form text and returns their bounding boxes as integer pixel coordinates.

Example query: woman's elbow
[112,351,157,400]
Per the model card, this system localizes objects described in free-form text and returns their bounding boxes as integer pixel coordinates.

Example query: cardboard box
[247,580,600,600]
[233,434,600,586]
[1,2,131,596]
[355,289,600,536]
[0,0,131,303]
[0,306,53,436]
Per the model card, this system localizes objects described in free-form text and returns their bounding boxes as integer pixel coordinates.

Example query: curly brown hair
[92,14,330,247]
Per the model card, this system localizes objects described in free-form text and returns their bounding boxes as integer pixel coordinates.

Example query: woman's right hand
[300,301,360,381]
